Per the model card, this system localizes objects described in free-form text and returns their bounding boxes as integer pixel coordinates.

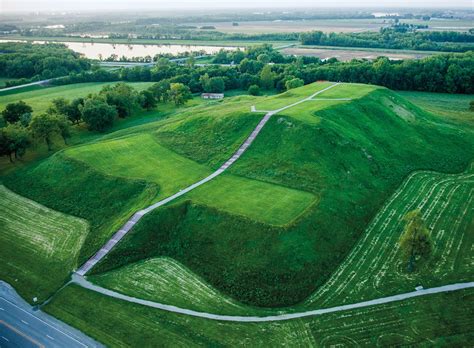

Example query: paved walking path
[76,82,340,276]
[71,275,473,322]
[0,79,53,92]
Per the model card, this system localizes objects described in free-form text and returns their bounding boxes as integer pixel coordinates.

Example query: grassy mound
[3,154,158,264]
[95,83,473,307]
[0,185,88,302]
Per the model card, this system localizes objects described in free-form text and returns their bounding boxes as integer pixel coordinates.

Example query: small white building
[201,93,224,99]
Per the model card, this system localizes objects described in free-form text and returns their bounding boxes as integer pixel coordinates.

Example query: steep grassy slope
[96,83,473,307]
[45,285,474,347]
[3,155,159,264]
[0,185,88,302]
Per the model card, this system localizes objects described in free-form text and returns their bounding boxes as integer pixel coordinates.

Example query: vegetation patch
[0,185,88,302]
[89,257,270,316]
[2,154,158,264]
[305,166,474,309]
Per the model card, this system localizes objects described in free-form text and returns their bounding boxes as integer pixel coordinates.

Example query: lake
[0,39,238,60]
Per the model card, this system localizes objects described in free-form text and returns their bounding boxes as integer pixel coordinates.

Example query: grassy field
[44,284,474,346]
[0,82,154,115]
[3,155,159,265]
[0,185,88,303]
[66,133,211,199]
[89,257,270,316]
[187,173,317,225]
[304,166,474,309]
[397,90,474,124]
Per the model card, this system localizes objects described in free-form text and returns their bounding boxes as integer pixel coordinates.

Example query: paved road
[0,79,53,93]
[0,281,102,348]
[72,275,474,322]
[76,82,340,276]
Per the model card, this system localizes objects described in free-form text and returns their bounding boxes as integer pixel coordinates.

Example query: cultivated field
[0,185,88,302]
[282,46,433,61]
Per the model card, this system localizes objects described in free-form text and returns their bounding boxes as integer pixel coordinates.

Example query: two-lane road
[0,282,102,348]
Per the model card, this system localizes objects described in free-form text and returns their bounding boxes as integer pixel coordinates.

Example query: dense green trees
[248,84,260,96]
[80,97,118,132]
[300,29,474,52]
[0,42,90,80]
[285,78,304,90]
[100,83,139,118]
[259,65,275,90]
[0,124,30,162]
[1,101,33,124]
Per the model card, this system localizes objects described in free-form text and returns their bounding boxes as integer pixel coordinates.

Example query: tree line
[0,42,90,81]
[54,45,474,94]
[300,29,474,52]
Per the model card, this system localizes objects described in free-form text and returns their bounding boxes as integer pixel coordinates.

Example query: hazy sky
[2,0,472,12]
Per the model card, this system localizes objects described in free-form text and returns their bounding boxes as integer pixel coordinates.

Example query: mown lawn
[304,166,474,309]
[44,284,474,347]
[0,185,88,303]
[89,257,272,316]
[187,173,317,225]
[254,81,334,111]
[66,133,211,199]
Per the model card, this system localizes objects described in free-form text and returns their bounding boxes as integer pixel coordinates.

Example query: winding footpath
[71,276,474,322]
[76,82,341,276]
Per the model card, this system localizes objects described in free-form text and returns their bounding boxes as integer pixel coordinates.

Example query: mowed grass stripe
[0,185,88,302]
[304,169,474,309]
[90,257,271,316]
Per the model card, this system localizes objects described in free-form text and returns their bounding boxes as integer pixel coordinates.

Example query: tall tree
[29,113,61,151]
[2,101,33,124]
[0,123,30,162]
[260,65,275,90]
[80,97,117,132]
[399,209,432,272]
[167,83,192,106]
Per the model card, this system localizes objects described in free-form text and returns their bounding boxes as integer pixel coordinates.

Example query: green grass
[0,185,88,302]
[254,81,335,110]
[90,257,271,316]
[187,174,317,225]
[90,83,473,307]
[66,133,211,199]
[397,90,474,124]
[304,166,474,309]
[0,82,154,115]
[44,284,474,347]
[2,154,159,264]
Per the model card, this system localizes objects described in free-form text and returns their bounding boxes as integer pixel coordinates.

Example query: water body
[0,39,238,59]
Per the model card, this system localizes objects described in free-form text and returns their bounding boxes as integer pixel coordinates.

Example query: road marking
[21,319,29,325]
[2,336,9,341]
[46,334,55,340]
[0,307,4,310]
[0,298,88,347]
[0,320,44,348]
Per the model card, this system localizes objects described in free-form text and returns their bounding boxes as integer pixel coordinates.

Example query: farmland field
[282,46,434,61]
[0,185,88,302]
